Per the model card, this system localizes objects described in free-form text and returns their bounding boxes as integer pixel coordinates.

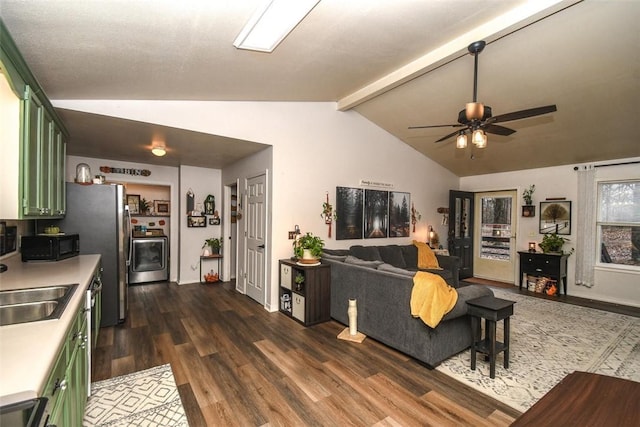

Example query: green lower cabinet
[43,305,89,426]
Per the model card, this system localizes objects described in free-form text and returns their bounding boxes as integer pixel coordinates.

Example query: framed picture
[539,201,571,235]
[209,217,220,226]
[365,189,389,239]
[187,215,206,228]
[154,200,170,215]
[522,205,536,217]
[336,187,364,240]
[127,194,141,214]
[389,192,410,237]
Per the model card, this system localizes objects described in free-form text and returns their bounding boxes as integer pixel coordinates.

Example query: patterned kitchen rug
[84,364,189,427]
[437,288,640,413]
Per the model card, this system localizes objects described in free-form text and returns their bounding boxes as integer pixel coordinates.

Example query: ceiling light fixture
[233,0,321,53]
[151,145,166,157]
[456,131,467,149]
[472,129,487,148]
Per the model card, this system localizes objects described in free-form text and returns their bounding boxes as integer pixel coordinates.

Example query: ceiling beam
[337,0,582,111]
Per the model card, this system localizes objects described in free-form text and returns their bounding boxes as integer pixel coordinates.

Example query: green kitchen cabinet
[42,303,89,426]
[0,20,68,219]
[21,86,67,218]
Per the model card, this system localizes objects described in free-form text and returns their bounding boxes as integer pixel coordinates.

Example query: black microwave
[21,234,80,262]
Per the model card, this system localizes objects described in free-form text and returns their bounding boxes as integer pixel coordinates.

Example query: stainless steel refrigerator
[55,182,131,326]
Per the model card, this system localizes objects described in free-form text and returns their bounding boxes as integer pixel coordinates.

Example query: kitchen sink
[0,284,78,326]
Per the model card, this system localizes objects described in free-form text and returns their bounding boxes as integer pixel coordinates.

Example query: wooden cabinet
[279,259,331,326]
[42,302,89,426]
[20,86,67,218]
[518,251,569,295]
[0,21,68,219]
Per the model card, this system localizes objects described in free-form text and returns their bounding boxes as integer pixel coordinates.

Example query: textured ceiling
[0,0,638,174]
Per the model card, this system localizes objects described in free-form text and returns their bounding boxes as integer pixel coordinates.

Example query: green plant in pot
[294,272,305,291]
[293,232,324,261]
[203,237,222,254]
[538,233,570,254]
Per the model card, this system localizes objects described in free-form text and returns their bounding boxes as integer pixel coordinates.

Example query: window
[597,180,640,267]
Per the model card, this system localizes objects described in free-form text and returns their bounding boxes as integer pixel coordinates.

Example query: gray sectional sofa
[323,244,493,367]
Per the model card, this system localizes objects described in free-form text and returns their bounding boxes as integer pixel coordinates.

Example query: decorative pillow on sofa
[344,255,383,269]
[377,245,407,269]
[377,263,416,277]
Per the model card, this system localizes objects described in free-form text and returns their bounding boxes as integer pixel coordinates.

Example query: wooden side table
[200,254,222,284]
[467,296,515,379]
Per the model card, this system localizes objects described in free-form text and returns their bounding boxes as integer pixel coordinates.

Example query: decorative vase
[348,299,358,336]
[203,248,211,256]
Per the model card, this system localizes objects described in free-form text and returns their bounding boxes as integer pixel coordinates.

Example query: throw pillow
[413,240,441,269]
[377,263,416,277]
[344,255,383,269]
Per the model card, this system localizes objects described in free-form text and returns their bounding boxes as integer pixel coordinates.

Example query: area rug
[436,288,640,413]
[83,364,189,426]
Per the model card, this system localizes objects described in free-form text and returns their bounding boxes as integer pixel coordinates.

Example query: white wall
[58,101,459,311]
[460,158,640,307]
[179,165,222,284]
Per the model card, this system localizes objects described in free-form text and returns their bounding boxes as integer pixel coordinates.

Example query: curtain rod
[573,160,640,171]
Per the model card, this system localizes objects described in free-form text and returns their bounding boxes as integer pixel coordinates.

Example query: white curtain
[575,165,596,287]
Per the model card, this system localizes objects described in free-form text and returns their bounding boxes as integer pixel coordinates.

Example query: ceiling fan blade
[490,105,557,123]
[435,129,462,143]
[484,124,516,136]
[409,123,464,130]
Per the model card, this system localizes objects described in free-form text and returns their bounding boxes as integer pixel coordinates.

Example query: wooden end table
[467,295,515,379]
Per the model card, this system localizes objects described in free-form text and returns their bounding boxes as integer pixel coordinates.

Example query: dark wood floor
[93,281,521,426]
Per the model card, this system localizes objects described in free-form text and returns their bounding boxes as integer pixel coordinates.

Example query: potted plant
[139,198,151,215]
[522,185,535,206]
[293,232,324,262]
[538,233,572,254]
[203,237,222,254]
[294,272,305,291]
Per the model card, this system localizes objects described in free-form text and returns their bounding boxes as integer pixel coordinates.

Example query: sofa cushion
[377,245,407,269]
[377,263,415,277]
[344,255,383,269]
[321,253,347,262]
[349,245,383,262]
[323,248,350,256]
[400,245,419,268]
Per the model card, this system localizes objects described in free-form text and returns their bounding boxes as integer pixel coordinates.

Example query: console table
[518,251,569,295]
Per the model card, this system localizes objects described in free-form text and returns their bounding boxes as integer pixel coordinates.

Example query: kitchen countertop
[0,253,100,406]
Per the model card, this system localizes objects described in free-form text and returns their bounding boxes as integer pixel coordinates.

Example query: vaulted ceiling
[1,0,638,176]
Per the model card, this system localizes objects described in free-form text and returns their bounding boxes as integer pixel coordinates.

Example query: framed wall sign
[187,215,206,228]
[127,194,141,214]
[154,200,170,216]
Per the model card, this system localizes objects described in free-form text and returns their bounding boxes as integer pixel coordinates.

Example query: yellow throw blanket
[410,271,458,328]
[413,240,441,269]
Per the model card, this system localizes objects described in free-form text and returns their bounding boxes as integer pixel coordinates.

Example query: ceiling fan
[409,40,557,149]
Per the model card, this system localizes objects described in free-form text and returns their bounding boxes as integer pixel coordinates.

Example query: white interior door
[473,190,518,283]
[245,174,266,304]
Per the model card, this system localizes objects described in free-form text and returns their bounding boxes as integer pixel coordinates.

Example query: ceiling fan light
[151,145,166,156]
[456,132,467,149]
[472,129,487,148]
[465,102,484,121]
